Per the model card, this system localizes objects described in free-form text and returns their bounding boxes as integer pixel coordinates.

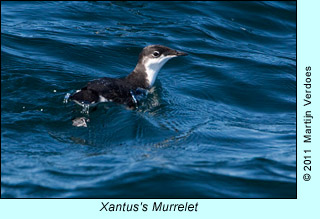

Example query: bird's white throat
[143,55,175,87]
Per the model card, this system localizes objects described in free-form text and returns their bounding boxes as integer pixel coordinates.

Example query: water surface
[1,1,296,198]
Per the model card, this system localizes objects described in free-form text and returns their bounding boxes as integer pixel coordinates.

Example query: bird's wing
[71,77,136,107]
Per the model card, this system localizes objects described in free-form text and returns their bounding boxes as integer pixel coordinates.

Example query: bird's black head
[139,45,188,61]
[131,44,188,88]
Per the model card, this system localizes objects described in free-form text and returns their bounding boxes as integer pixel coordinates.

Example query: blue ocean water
[1,1,296,198]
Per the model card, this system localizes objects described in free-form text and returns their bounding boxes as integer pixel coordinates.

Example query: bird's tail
[69,88,99,104]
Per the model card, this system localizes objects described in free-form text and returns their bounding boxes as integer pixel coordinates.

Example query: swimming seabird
[69,45,187,108]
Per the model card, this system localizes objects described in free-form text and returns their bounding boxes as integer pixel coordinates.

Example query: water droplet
[64,93,71,104]
[81,104,90,114]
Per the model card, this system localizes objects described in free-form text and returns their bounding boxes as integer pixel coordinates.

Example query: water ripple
[1,1,296,198]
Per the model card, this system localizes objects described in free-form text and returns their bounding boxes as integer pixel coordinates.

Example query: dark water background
[1,1,296,198]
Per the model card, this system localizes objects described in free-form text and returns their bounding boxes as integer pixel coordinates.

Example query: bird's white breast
[143,55,175,87]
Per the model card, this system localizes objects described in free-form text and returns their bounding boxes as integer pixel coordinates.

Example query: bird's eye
[153,51,160,57]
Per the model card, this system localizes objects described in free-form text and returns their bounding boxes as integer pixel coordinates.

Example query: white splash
[72,117,89,127]
[63,93,71,104]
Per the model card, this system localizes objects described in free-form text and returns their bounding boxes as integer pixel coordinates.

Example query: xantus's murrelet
[70,45,187,108]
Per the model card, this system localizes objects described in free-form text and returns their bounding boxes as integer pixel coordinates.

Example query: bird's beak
[174,50,188,56]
